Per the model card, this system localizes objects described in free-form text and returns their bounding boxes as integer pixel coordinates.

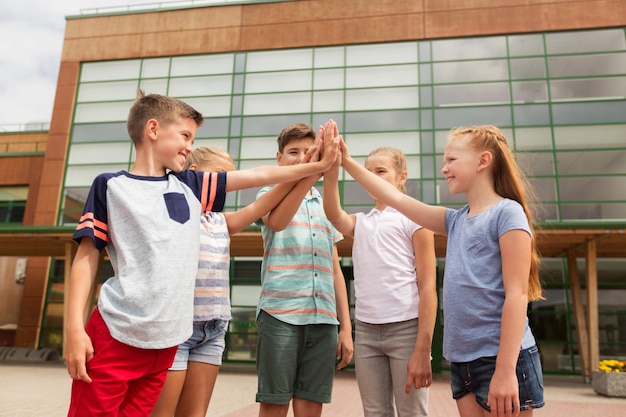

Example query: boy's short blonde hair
[127,91,204,146]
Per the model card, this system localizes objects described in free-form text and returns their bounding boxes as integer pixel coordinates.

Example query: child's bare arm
[224,181,297,234]
[340,138,447,235]
[322,154,356,237]
[64,238,100,383]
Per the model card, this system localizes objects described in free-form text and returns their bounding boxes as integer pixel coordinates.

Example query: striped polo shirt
[256,186,342,326]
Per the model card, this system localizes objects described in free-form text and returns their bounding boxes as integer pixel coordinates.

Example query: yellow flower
[598,359,626,373]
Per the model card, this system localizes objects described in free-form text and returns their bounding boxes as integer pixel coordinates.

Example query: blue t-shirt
[443,198,536,362]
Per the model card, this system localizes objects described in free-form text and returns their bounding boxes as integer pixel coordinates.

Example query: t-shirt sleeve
[177,170,227,212]
[497,200,531,238]
[72,173,111,251]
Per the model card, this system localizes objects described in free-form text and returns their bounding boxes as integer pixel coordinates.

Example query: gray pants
[355,319,429,417]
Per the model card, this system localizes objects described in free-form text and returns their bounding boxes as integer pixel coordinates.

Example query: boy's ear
[276,151,282,165]
[146,119,159,142]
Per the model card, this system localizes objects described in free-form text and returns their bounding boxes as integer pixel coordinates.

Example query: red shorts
[67,308,177,417]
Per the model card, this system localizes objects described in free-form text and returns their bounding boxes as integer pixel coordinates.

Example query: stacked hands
[300,119,350,175]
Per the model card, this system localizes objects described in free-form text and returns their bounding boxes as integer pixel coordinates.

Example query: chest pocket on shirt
[164,192,190,224]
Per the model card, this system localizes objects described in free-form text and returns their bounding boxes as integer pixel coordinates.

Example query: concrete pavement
[1,361,625,416]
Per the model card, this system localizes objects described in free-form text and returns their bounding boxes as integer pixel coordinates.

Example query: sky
[0,1,154,128]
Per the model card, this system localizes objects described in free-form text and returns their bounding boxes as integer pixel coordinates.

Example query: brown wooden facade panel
[58,0,626,66]
[424,1,626,39]
[0,156,41,185]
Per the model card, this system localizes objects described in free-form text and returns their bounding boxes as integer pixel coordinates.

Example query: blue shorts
[255,310,338,405]
[450,345,545,412]
[170,319,227,370]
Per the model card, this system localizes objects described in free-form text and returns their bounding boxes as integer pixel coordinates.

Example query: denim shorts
[170,319,227,370]
[255,310,338,405]
[450,345,545,412]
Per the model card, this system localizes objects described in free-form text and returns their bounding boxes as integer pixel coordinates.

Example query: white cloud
[0,1,151,127]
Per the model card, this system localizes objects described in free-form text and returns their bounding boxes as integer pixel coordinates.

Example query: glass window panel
[237,160,269,171]
[139,78,168,95]
[535,203,558,221]
[346,64,418,88]
[345,132,420,156]
[432,36,507,61]
[245,70,312,93]
[346,42,417,66]
[546,29,626,54]
[510,58,546,79]
[513,104,551,126]
[196,118,230,138]
[246,49,312,72]
[529,177,557,202]
[170,54,234,76]
[183,96,231,117]
[552,101,626,125]
[313,91,344,112]
[559,177,626,201]
[515,152,555,176]
[344,110,419,133]
[435,83,509,106]
[241,115,312,137]
[419,64,432,84]
[557,150,626,175]
[141,57,170,78]
[513,127,553,150]
[314,46,345,68]
[72,123,128,143]
[508,34,545,56]
[346,87,418,111]
[168,75,233,96]
[551,77,626,101]
[342,180,376,206]
[436,179,469,204]
[243,92,311,115]
[63,188,90,206]
[77,81,139,102]
[239,137,278,159]
[434,106,512,130]
[405,156,420,179]
[433,60,509,83]
[548,54,626,77]
[81,60,141,82]
[74,101,134,123]
[553,124,626,148]
[68,142,132,165]
[420,87,433,108]
[417,41,430,62]
[231,285,261,306]
[237,186,265,207]
[560,203,626,220]
[65,165,128,187]
[313,68,344,90]
[512,82,548,103]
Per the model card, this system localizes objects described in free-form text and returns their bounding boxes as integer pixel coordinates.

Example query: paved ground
[0,361,625,416]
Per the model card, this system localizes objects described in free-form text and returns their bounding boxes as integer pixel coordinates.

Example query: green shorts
[255,310,338,405]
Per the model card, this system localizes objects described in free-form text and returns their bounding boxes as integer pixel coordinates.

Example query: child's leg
[67,308,177,417]
[354,320,394,416]
[175,319,227,416]
[118,347,177,416]
[385,319,428,417]
[149,369,187,417]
